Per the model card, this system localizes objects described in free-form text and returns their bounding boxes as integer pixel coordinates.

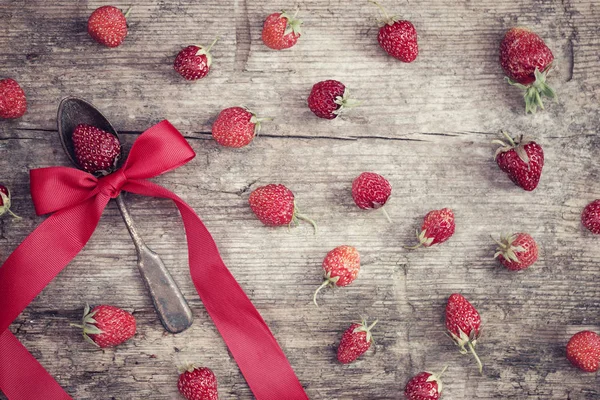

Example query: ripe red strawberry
[72,304,136,348]
[313,245,360,306]
[88,6,130,48]
[178,366,219,400]
[582,200,600,234]
[307,80,360,119]
[72,124,121,174]
[174,38,218,81]
[445,293,483,374]
[0,184,20,219]
[566,331,600,372]
[0,78,27,119]
[408,208,455,249]
[493,232,538,271]
[248,184,316,231]
[493,131,544,191]
[337,318,377,364]
[370,1,418,63]
[499,27,556,113]
[211,106,269,148]
[352,172,393,222]
[262,11,302,50]
[404,367,447,400]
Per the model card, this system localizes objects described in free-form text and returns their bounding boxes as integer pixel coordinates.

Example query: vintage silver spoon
[57,96,193,333]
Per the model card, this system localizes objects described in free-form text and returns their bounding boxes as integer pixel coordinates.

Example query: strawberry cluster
[1,1,599,399]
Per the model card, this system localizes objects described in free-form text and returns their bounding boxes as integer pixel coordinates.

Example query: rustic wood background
[1,0,599,398]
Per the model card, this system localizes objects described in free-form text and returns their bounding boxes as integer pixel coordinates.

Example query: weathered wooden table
[1,0,599,398]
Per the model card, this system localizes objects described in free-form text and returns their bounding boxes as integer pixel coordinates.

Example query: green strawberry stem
[313,274,339,307]
[197,37,219,67]
[369,0,396,25]
[73,303,104,346]
[468,341,483,375]
[178,364,199,374]
[364,319,378,342]
[404,242,422,250]
[405,228,433,249]
[293,202,317,234]
[493,233,526,262]
[437,365,448,377]
[205,37,219,53]
[427,365,448,393]
[281,10,303,36]
[295,213,317,234]
[250,114,273,136]
[495,130,516,147]
[124,6,132,18]
[7,208,21,219]
[333,89,362,116]
[354,316,378,343]
[380,207,392,223]
[507,67,556,114]
[0,192,20,219]
[492,131,530,165]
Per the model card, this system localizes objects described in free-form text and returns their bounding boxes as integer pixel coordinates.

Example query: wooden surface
[1,0,599,398]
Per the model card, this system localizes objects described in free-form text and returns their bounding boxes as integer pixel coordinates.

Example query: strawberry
[0,184,20,219]
[72,304,136,348]
[404,367,447,400]
[0,78,27,119]
[211,106,269,148]
[262,11,302,50]
[445,293,483,374]
[493,232,538,271]
[566,331,600,373]
[370,1,418,63]
[493,131,544,191]
[178,366,219,400]
[337,318,377,364]
[72,124,121,175]
[407,208,455,249]
[87,6,130,48]
[248,184,316,231]
[313,245,360,306]
[307,80,360,119]
[582,200,600,234]
[174,39,218,81]
[499,27,556,113]
[352,172,392,222]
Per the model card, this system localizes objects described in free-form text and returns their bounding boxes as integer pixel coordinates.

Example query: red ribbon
[0,121,308,400]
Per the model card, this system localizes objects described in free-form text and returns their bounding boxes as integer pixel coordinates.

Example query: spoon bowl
[57,97,124,174]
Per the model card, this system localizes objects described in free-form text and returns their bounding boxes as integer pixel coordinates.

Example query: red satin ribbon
[0,121,308,400]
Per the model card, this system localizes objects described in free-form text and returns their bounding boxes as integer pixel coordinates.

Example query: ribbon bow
[0,121,308,400]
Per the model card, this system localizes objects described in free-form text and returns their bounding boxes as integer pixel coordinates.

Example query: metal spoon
[57,96,193,333]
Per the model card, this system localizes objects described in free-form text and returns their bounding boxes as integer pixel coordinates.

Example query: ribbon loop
[0,120,309,400]
[30,167,98,215]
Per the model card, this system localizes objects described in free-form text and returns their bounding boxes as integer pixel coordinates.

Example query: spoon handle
[115,194,193,333]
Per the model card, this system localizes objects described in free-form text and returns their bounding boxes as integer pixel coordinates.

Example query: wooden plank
[1,129,599,398]
[0,0,598,136]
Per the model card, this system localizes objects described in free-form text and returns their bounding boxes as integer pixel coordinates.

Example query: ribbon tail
[0,194,110,399]
[123,182,309,400]
[0,331,72,400]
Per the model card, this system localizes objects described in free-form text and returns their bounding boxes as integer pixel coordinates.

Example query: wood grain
[1,0,599,399]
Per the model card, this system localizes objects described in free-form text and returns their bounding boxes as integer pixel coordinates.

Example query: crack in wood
[233,0,251,73]
[236,179,259,196]
[566,37,575,82]
[561,0,577,82]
